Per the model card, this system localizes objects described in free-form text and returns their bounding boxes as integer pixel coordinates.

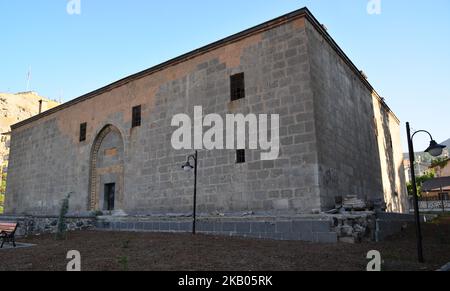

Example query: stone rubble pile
[331,212,376,244]
[342,195,367,211]
[322,195,381,243]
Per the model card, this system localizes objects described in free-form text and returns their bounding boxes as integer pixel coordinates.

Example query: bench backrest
[0,223,18,234]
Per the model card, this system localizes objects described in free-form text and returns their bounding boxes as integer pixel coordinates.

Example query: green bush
[0,194,4,214]
[56,193,72,240]
[431,157,450,169]
[118,256,129,271]
[407,171,435,197]
[0,173,6,214]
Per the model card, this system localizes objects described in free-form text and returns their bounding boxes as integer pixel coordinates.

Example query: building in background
[431,158,450,178]
[403,154,433,183]
[403,139,449,183]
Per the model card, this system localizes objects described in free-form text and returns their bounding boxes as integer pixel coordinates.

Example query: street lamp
[424,140,446,157]
[181,150,198,235]
[406,122,446,263]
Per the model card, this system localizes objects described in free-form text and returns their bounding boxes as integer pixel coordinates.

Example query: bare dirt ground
[1,216,449,271]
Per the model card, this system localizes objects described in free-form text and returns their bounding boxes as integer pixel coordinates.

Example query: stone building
[4,8,407,217]
[0,92,59,213]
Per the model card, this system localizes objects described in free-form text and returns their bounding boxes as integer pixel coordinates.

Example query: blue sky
[1,0,449,151]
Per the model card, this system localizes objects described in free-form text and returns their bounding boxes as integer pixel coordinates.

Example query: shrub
[56,193,72,240]
[118,256,129,271]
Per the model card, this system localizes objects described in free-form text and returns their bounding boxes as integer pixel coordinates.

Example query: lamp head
[425,140,446,157]
[182,161,194,172]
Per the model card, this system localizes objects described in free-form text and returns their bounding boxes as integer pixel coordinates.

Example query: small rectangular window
[132,105,142,128]
[79,123,87,142]
[236,149,246,164]
[230,73,245,101]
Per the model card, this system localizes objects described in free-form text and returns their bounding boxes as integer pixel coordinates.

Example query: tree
[0,173,6,214]
[407,171,435,197]
[56,193,72,240]
[431,157,449,169]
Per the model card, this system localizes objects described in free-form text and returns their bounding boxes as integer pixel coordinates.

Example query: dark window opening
[132,105,142,128]
[230,73,245,101]
[236,149,246,164]
[104,183,116,211]
[79,123,87,142]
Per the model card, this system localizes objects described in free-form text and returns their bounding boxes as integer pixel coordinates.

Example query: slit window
[79,123,87,142]
[132,105,142,128]
[236,149,246,164]
[230,73,245,101]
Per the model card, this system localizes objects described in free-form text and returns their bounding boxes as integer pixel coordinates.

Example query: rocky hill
[0,92,60,171]
[441,138,450,148]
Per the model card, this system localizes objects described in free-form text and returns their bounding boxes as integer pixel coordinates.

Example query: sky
[0,0,449,151]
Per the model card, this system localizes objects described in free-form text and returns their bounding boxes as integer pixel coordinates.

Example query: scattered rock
[211,211,225,217]
[339,237,356,244]
[112,210,128,217]
[311,209,321,214]
[343,195,366,211]
[242,211,255,217]
[437,263,450,272]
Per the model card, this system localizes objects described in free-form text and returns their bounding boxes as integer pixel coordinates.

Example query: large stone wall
[5,9,397,217]
[6,119,85,215]
[6,15,322,216]
[374,212,414,241]
[0,92,59,214]
[305,21,384,210]
[95,216,340,243]
[0,211,414,244]
[372,96,409,213]
[0,215,95,237]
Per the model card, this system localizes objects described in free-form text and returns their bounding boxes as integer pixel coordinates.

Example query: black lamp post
[181,151,198,235]
[406,122,446,263]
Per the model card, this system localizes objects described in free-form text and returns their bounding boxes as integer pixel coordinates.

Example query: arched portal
[88,125,125,211]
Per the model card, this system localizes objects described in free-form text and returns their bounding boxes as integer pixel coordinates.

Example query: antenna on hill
[26,66,32,92]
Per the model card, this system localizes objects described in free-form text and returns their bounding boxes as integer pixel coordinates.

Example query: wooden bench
[0,223,18,248]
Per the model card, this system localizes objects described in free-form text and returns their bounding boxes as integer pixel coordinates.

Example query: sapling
[56,193,72,240]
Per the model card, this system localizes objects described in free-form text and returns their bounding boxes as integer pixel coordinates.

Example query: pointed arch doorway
[88,125,125,212]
